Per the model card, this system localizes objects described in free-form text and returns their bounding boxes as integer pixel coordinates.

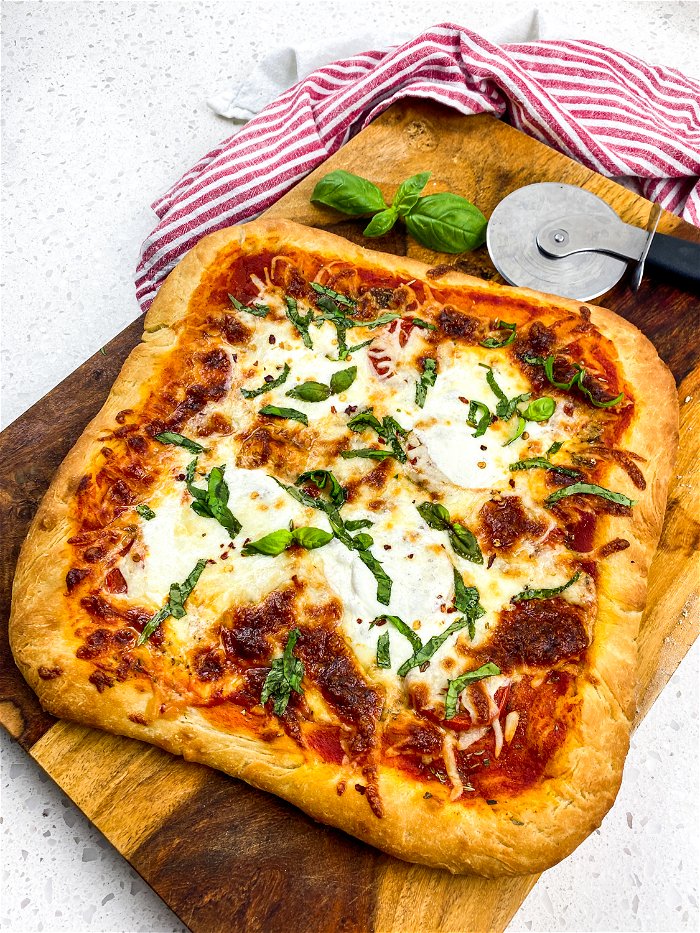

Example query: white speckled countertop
[1,2,698,931]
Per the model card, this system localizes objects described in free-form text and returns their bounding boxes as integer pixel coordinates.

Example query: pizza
[10,219,677,876]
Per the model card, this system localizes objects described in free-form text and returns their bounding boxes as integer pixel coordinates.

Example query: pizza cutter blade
[486,182,700,301]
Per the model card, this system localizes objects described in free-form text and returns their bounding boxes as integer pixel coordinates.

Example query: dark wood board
[2,103,698,933]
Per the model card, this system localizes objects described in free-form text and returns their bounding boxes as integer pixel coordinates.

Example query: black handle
[645,232,700,291]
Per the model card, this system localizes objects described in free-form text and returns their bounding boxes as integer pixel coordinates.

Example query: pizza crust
[10,219,678,876]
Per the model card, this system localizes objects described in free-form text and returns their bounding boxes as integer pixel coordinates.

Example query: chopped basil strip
[135,504,156,521]
[284,295,314,348]
[186,462,242,537]
[241,363,290,399]
[296,469,346,509]
[526,354,625,408]
[341,448,396,461]
[345,338,374,356]
[376,631,391,668]
[480,320,517,348]
[261,628,304,715]
[259,404,309,426]
[546,482,636,508]
[415,357,437,408]
[453,569,486,640]
[286,381,331,403]
[480,365,530,421]
[364,312,402,329]
[503,414,526,447]
[521,397,556,422]
[509,456,581,479]
[309,281,356,308]
[357,550,392,604]
[242,525,333,556]
[154,431,206,454]
[444,662,501,720]
[330,365,357,395]
[371,614,422,652]
[512,571,581,603]
[547,441,563,457]
[228,293,270,317]
[416,502,483,564]
[137,559,207,645]
[411,317,437,330]
[467,400,492,438]
[398,618,472,677]
[344,518,373,531]
[347,408,408,462]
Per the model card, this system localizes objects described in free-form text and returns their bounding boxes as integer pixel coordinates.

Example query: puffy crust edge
[9,219,678,876]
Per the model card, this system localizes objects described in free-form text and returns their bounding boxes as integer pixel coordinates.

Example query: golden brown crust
[10,219,678,876]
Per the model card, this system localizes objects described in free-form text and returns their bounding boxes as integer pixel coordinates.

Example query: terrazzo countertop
[2,2,698,931]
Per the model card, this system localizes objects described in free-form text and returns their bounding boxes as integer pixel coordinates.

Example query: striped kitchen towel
[135,23,700,311]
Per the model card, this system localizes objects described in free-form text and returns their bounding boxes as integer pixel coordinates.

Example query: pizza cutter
[486,182,700,301]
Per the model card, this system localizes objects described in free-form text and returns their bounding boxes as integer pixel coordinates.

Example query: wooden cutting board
[1,102,698,933]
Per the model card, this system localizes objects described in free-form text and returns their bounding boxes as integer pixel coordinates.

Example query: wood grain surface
[1,103,698,933]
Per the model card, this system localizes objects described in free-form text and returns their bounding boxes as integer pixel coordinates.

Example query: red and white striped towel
[135,24,700,311]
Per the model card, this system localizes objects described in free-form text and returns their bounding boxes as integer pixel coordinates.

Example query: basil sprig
[154,431,206,454]
[416,357,437,408]
[229,294,270,318]
[135,504,156,521]
[512,571,581,603]
[261,628,304,715]
[347,408,408,462]
[417,501,483,564]
[241,363,290,399]
[275,469,392,604]
[480,320,517,348]
[186,460,242,537]
[311,169,486,253]
[285,366,357,403]
[524,354,625,408]
[509,456,581,479]
[258,404,308,426]
[546,482,636,508]
[285,296,314,349]
[242,525,333,556]
[444,662,501,720]
[137,559,207,645]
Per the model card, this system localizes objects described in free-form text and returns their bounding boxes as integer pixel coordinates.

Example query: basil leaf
[137,559,207,645]
[547,441,563,457]
[296,469,346,509]
[341,448,395,460]
[371,615,422,652]
[309,282,357,308]
[363,207,399,238]
[310,169,387,216]
[415,357,437,408]
[292,526,334,550]
[411,317,436,330]
[351,532,374,550]
[261,628,304,716]
[392,171,431,217]
[185,464,241,537]
[135,504,156,521]
[376,631,391,669]
[154,431,206,454]
[357,549,392,604]
[509,456,581,479]
[467,400,492,438]
[344,518,373,531]
[546,482,636,508]
[503,414,526,447]
[284,296,314,349]
[348,410,383,434]
[330,366,357,395]
[448,522,483,564]
[364,312,402,329]
[228,294,270,318]
[241,363,290,399]
[521,396,556,422]
[512,571,581,603]
[242,529,294,556]
[259,404,309,426]
[444,662,501,720]
[405,193,487,253]
[347,408,407,462]
[481,365,530,421]
[398,617,471,677]
[480,320,517,349]
[286,381,332,403]
[452,570,486,640]
[416,501,451,530]
[530,354,626,408]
